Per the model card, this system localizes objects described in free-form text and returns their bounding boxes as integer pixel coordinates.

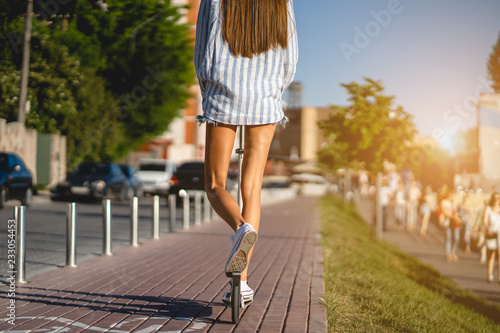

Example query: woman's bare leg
[204,123,276,282]
[240,124,277,281]
[204,123,245,232]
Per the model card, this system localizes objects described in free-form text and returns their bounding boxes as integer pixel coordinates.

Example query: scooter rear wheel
[231,271,241,324]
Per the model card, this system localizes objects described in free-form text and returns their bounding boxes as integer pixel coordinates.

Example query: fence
[8,192,215,285]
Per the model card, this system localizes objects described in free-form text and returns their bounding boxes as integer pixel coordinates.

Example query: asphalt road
[0,194,202,285]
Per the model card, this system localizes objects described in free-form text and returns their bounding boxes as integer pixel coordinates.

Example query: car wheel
[122,186,134,201]
[21,188,32,207]
[0,187,6,209]
[135,187,144,199]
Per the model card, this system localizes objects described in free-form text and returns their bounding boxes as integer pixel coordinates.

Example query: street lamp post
[18,0,33,125]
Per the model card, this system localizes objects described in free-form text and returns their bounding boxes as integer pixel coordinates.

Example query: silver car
[136,159,177,197]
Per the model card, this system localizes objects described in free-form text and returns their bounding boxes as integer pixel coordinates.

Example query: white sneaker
[222,281,254,308]
[225,223,258,277]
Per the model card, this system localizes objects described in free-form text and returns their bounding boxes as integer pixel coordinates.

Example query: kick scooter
[230,270,242,324]
[227,126,245,324]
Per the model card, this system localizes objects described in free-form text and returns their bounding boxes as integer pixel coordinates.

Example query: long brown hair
[222,0,289,58]
[488,191,500,207]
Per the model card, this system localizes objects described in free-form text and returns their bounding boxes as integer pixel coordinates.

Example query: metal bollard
[180,190,190,229]
[14,206,27,284]
[375,172,383,239]
[66,203,77,267]
[169,194,177,232]
[102,199,112,255]
[194,191,202,226]
[131,196,139,247]
[204,192,210,222]
[211,205,217,221]
[152,195,160,239]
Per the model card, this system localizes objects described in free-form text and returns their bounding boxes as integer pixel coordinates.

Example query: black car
[53,162,129,200]
[169,161,205,198]
[0,152,34,208]
[119,164,143,198]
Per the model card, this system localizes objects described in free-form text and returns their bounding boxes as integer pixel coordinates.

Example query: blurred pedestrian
[419,185,434,237]
[394,181,406,230]
[359,171,369,198]
[194,0,298,307]
[406,180,421,232]
[474,204,488,264]
[380,177,393,231]
[441,190,460,262]
[436,184,449,234]
[483,192,500,283]
[458,193,474,253]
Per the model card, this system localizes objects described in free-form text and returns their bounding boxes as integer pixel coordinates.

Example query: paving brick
[0,196,326,332]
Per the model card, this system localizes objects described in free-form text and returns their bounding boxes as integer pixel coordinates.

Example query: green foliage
[44,0,195,150]
[0,18,123,169]
[321,195,500,332]
[66,67,123,169]
[318,78,417,174]
[97,0,194,149]
[0,0,195,167]
[0,64,20,121]
[488,32,500,92]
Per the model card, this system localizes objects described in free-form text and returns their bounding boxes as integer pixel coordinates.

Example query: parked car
[0,152,34,208]
[136,159,176,197]
[52,162,129,200]
[168,161,205,198]
[262,175,291,188]
[290,173,328,184]
[119,164,143,198]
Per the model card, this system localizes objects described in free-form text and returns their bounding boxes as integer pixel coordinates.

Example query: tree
[488,32,500,92]
[0,20,123,169]
[1,0,195,165]
[318,78,417,174]
[49,0,195,152]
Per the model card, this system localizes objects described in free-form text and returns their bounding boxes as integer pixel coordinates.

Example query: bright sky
[293,0,500,146]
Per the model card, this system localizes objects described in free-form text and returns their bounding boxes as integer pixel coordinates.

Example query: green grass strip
[320,195,500,333]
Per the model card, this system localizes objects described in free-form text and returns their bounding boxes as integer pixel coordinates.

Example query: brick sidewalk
[0,196,326,333]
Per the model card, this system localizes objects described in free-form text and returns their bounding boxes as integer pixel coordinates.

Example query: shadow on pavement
[1,287,215,319]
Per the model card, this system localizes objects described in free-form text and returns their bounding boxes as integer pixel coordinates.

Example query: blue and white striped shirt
[194,0,298,127]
